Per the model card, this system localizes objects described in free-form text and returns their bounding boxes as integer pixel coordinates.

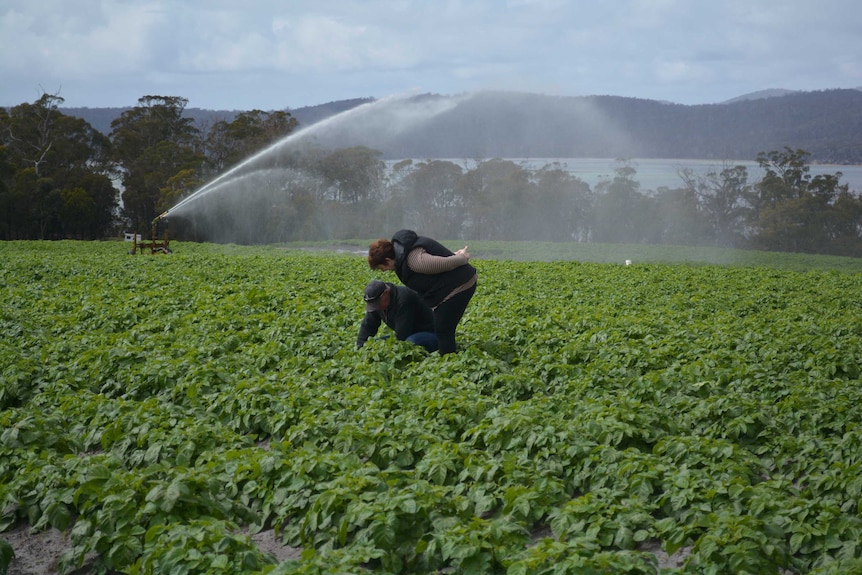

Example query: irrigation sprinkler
[129,212,172,255]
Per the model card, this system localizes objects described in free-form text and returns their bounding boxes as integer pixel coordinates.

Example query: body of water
[524,158,862,194]
[389,158,862,193]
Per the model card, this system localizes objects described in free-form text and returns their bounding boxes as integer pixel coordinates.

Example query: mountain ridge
[720,88,799,104]
[60,88,862,164]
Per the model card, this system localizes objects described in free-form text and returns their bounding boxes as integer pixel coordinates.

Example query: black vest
[392,229,476,308]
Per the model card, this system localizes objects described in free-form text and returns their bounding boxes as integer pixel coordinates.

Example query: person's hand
[455,245,471,260]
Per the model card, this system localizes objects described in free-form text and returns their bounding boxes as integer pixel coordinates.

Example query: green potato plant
[1,240,862,574]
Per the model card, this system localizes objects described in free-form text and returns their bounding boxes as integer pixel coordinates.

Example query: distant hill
[288,97,374,126]
[58,106,239,135]
[59,106,132,135]
[721,89,798,104]
[61,89,862,164]
[60,98,375,136]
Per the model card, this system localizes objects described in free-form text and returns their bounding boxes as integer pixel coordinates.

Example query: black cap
[364,280,388,311]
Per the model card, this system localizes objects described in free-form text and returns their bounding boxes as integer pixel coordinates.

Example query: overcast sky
[2,0,860,111]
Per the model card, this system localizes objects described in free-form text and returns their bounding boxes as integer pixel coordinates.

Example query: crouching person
[357,280,439,352]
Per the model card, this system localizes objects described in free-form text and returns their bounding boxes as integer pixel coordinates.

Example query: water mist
[161,93,468,223]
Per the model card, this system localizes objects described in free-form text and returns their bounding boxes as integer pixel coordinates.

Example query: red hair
[367,238,395,268]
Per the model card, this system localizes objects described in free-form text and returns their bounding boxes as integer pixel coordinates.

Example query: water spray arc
[156,93,466,222]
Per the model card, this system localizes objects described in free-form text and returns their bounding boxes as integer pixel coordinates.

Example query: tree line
[2,93,861,257]
[0,93,297,240]
[63,89,862,164]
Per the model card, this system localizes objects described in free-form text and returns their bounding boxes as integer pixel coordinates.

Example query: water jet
[158,93,466,225]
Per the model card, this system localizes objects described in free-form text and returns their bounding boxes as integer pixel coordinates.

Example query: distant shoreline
[384,157,862,193]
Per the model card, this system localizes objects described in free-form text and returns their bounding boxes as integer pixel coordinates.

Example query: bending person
[367,230,476,354]
[357,280,439,352]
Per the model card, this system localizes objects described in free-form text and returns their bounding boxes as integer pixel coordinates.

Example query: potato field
[2,240,861,574]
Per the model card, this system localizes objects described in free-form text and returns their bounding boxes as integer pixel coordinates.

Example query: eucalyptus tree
[827,191,862,256]
[679,163,751,247]
[0,93,116,239]
[749,148,858,254]
[530,163,593,242]
[651,186,705,246]
[204,109,298,174]
[457,159,531,240]
[317,146,385,205]
[0,117,21,239]
[110,95,205,230]
[591,162,651,244]
[315,146,386,238]
[398,159,466,238]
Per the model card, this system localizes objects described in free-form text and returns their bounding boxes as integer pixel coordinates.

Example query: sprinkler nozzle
[153,211,169,224]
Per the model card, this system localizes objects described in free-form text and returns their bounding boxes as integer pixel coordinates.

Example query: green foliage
[507,537,658,575]
[110,96,205,227]
[750,148,857,255]
[2,241,862,573]
[0,94,116,240]
[128,519,277,575]
[0,538,13,575]
[206,110,298,173]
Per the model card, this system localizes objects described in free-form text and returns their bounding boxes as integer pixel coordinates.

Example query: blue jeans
[406,331,439,352]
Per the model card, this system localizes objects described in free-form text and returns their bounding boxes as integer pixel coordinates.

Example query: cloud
[1,1,162,76]
[1,0,860,109]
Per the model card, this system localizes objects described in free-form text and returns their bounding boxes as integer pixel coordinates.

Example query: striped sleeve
[407,248,468,274]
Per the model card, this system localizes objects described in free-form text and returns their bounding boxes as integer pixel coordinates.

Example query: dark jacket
[356,283,435,348]
[391,229,476,308]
